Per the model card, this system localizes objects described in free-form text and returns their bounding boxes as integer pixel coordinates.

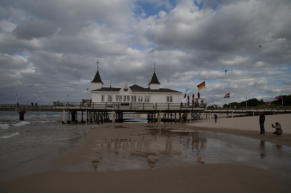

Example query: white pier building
[91,69,182,104]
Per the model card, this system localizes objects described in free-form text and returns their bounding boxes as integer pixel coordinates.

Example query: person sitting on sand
[272,122,283,136]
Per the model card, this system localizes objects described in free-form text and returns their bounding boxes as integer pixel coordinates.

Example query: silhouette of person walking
[214,114,218,124]
[259,113,265,135]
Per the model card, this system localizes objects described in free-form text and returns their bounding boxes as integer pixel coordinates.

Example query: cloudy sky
[0,0,290,105]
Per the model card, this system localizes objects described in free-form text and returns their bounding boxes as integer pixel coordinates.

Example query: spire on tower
[92,60,103,84]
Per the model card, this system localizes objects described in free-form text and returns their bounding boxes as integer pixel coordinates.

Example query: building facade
[91,70,182,104]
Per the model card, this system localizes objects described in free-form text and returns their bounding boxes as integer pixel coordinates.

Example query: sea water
[0,111,88,180]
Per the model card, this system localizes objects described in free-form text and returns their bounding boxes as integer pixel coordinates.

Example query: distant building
[91,69,182,104]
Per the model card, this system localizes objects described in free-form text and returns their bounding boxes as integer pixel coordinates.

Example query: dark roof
[92,71,103,84]
[155,88,181,93]
[92,84,181,93]
[149,72,160,84]
[130,84,181,93]
[130,84,148,92]
[92,87,120,92]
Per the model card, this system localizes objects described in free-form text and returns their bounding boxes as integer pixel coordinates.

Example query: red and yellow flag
[197,81,206,91]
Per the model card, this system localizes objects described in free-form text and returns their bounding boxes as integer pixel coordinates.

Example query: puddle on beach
[63,127,291,178]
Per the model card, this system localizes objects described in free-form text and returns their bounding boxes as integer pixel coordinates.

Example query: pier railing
[53,102,204,112]
[1,103,291,113]
[0,102,204,112]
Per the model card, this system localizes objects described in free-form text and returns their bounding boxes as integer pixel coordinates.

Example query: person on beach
[272,122,282,136]
[214,114,218,123]
[259,113,265,135]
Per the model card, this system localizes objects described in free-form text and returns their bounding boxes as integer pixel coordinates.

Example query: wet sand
[1,123,291,192]
[1,164,290,192]
[188,113,291,147]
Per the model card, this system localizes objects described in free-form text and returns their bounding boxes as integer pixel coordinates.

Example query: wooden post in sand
[81,111,84,123]
[62,110,66,124]
[157,112,161,126]
[112,111,116,124]
[86,110,88,124]
[67,111,71,124]
[96,112,100,124]
[87,111,91,123]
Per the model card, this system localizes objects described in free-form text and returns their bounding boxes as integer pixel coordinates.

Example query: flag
[198,92,200,99]
[192,94,195,104]
[224,92,230,98]
[197,81,206,91]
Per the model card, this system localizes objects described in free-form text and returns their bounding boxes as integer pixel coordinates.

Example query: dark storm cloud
[0,0,290,105]
[13,19,58,40]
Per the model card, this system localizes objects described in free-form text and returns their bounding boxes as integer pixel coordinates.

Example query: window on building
[138,96,143,102]
[123,96,126,102]
[127,96,130,102]
[167,96,173,103]
[116,95,122,102]
[131,96,136,102]
[145,96,150,102]
[108,95,112,102]
[101,95,104,102]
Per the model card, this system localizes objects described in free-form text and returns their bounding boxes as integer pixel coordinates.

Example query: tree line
[207,94,291,109]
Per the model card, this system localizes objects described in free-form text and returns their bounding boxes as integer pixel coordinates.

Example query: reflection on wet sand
[260,140,266,159]
[90,132,207,170]
[91,152,102,172]
[58,126,291,178]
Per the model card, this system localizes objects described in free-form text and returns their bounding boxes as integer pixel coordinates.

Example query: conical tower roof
[149,72,160,84]
[92,71,103,84]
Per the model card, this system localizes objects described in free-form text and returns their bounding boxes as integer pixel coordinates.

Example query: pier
[0,103,291,123]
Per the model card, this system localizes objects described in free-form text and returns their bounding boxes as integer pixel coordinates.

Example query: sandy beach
[1,163,290,192]
[1,121,291,192]
[188,113,291,147]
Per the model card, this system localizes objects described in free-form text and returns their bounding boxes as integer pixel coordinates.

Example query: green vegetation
[208,94,291,109]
